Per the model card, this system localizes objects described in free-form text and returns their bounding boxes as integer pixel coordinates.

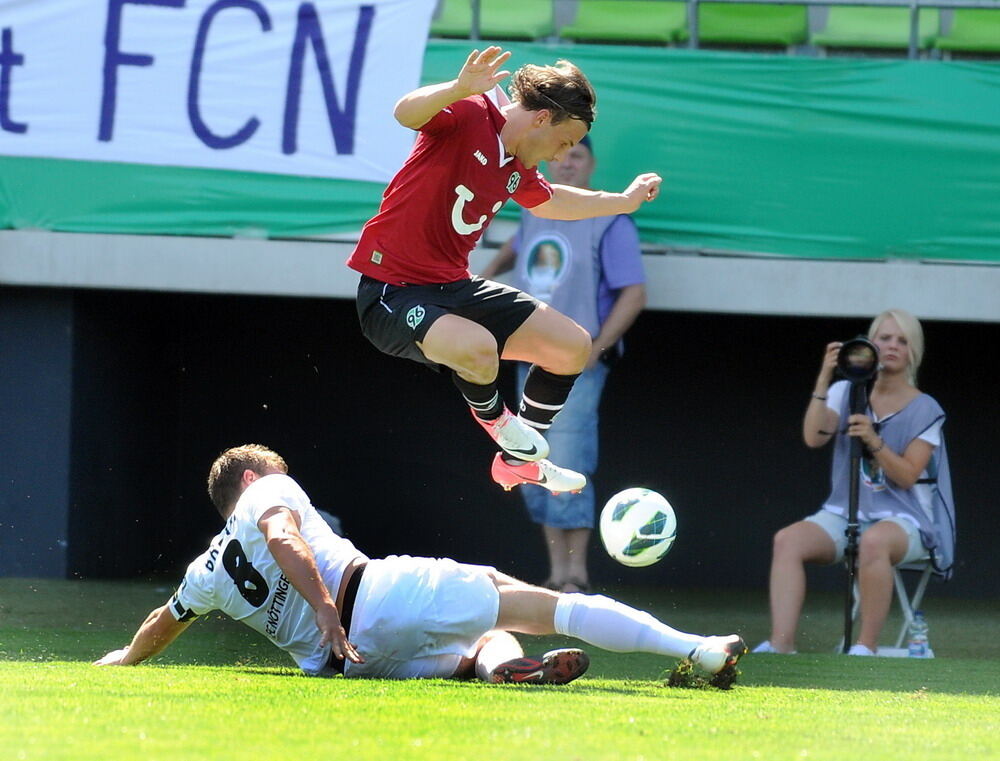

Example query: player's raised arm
[532,173,662,221]
[94,603,193,666]
[393,46,512,129]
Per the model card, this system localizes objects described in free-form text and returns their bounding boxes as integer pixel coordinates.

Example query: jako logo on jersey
[406,305,426,329]
[507,172,521,194]
[473,150,487,165]
[451,184,503,235]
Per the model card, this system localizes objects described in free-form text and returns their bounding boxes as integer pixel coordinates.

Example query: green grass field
[2,578,997,761]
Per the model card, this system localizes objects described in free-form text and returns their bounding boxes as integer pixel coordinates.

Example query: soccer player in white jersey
[96,445,746,686]
[347,47,661,496]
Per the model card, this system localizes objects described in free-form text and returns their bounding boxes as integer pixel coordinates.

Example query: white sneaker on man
[691,635,748,675]
[491,454,586,495]
[473,408,548,462]
[669,635,747,690]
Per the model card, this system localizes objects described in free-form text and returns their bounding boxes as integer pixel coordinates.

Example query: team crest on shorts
[506,172,521,194]
[406,305,426,330]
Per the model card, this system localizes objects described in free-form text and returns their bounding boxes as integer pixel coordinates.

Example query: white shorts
[805,509,927,564]
[343,555,500,679]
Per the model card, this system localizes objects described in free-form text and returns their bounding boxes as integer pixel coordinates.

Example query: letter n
[282,3,373,156]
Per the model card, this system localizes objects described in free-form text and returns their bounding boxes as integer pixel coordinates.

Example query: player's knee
[571,328,593,371]
[451,341,500,384]
[550,325,592,374]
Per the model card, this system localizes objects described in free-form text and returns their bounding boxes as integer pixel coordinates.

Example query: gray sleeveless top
[823,380,956,579]
[511,213,618,337]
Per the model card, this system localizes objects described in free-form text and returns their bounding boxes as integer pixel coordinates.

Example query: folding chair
[837,559,934,652]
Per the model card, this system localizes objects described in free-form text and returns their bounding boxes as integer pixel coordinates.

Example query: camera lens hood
[837,336,880,383]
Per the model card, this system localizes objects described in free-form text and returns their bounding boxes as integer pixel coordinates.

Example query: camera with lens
[836,335,879,384]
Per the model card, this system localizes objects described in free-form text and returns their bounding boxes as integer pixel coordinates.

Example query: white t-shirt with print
[168,473,367,674]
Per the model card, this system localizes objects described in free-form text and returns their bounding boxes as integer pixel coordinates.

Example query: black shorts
[356,275,540,369]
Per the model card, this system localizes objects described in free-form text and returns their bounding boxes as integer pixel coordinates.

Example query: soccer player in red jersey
[347,47,661,494]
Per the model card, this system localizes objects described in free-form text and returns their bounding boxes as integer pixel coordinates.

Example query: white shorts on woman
[805,509,927,565]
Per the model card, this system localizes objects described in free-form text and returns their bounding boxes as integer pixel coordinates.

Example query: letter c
[188,0,272,149]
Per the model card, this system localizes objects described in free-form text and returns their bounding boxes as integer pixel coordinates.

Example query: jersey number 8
[223,540,270,607]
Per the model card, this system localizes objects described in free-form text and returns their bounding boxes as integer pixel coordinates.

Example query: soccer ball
[599,488,677,568]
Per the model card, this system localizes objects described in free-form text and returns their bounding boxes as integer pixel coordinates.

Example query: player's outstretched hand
[316,605,365,665]
[94,647,130,666]
[622,173,662,210]
[456,46,512,97]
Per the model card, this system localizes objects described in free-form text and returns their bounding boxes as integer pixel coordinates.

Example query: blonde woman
[755,309,955,655]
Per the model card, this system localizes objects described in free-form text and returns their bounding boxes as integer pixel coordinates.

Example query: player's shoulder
[244,472,307,501]
[176,544,219,599]
[236,473,313,522]
[421,94,486,137]
[447,95,491,130]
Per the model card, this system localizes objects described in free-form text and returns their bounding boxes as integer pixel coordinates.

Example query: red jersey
[347,94,553,285]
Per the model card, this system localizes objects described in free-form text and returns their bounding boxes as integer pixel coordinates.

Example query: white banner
[0,0,436,181]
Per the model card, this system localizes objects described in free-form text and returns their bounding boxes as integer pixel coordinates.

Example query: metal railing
[457,0,1000,60]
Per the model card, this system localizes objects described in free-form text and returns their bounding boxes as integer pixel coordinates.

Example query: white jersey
[168,473,368,674]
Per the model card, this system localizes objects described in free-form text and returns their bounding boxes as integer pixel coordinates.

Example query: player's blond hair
[868,308,924,384]
[509,59,596,128]
[207,444,288,517]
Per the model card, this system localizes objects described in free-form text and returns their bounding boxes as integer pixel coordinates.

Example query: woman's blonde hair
[868,308,924,384]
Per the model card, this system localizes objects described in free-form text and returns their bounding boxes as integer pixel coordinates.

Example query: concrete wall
[0,290,73,576]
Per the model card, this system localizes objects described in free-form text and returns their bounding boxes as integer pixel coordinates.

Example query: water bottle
[907,610,929,658]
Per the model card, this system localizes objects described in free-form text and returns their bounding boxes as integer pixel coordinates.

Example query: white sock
[474,631,524,681]
[554,593,704,659]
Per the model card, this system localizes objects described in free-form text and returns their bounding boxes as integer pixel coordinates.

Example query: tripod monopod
[837,337,879,654]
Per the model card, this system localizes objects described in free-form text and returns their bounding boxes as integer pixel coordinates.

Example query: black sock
[519,365,580,431]
[452,371,504,421]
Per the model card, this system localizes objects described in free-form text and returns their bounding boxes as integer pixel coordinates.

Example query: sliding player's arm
[258,506,363,664]
[94,603,193,666]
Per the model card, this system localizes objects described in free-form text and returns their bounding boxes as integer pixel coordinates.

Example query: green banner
[2,40,999,262]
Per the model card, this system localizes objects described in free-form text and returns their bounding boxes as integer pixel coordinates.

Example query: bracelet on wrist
[869,439,885,454]
[811,393,827,401]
